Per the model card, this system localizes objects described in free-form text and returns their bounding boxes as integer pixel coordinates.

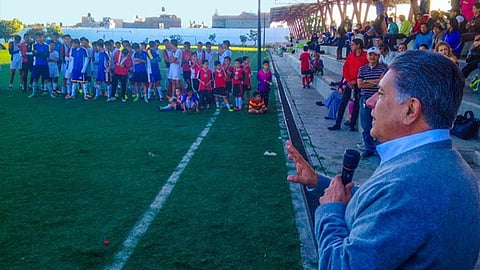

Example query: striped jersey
[357,63,388,97]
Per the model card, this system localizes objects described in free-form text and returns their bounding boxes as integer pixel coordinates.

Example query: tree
[45,23,63,37]
[246,29,258,45]
[25,24,45,38]
[169,34,183,43]
[208,33,216,44]
[0,19,23,42]
[239,35,248,46]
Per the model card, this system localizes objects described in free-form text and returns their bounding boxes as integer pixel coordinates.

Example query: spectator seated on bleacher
[431,23,446,51]
[320,32,335,45]
[462,3,480,43]
[413,23,433,50]
[404,13,426,46]
[462,34,480,78]
[444,18,463,57]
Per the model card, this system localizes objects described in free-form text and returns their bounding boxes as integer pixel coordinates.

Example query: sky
[0,0,297,27]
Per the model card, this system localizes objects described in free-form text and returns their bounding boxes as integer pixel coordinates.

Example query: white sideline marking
[104,112,220,270]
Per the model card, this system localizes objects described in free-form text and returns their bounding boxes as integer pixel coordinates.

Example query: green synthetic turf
[0,54,302,269]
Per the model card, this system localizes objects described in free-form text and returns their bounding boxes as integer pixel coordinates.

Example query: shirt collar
[376,129,451,165]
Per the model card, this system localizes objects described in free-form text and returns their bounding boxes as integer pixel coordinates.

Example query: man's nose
[366,93,378,109]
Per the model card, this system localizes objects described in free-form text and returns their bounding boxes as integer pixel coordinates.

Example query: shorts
[10,55,22,70]
[301,70,312,75]
[96,70,111,83]
[133,72,148,83]
[232,84,243,97]
[31,65,50,80]
[71,70,87,83]
[226,81,232,93]
[148,70,162,83]
[22,61,32,72]
[168,64,181,80]
[49,64,59,78]
[213,87,227,97]
[183,70,191,82]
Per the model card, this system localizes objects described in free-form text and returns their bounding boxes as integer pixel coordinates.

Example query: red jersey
[113,50,133,76]
[343,50,368,83]
[300,52,311,72]
[213,69,227,88]
[243,65,252,87]
[223,63,234,82]
[182,50,192,71]
[20,42,28,63]
[249,97,266,110]
[198,68,213,91]
[232,67,244,85]
[191,62,202,79]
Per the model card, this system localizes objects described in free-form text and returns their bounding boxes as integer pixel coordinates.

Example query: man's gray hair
[388,50,464,129]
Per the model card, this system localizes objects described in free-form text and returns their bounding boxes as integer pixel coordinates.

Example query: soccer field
[0,55,303,269]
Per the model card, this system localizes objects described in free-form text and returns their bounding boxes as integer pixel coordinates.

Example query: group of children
[7,33,272,114]
[299,45,324,88]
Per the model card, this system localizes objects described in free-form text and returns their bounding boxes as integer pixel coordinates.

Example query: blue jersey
[146,48,161,74]
[133,51,148,73]
[33,43,49,66]
[71,47,89,73]
[97,51,111,74]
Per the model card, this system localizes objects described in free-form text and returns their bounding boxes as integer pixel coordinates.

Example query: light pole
[257,0,262,71]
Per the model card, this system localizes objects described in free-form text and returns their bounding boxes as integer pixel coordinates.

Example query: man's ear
[404,97,423,126]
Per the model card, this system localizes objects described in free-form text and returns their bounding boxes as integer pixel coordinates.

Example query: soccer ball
[79,89,83,94]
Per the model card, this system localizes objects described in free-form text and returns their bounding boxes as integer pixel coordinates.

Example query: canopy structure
[270,0,421,40]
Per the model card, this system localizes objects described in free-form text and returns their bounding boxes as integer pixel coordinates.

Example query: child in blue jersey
[94,40,112,100]
[147,41,163,102]
[68,38,90,100]
[29,32,53,98]
[181,89,200,112]
[132,43,148,102]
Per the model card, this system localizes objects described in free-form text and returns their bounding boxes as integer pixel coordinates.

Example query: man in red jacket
[328,38,368,131]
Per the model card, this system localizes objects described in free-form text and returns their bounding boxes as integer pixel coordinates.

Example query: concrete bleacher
[279,47,480,170]
[285,46,480,138]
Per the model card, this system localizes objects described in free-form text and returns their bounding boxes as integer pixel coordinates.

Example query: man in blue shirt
[286,50,480,269]
[413,23,433,50]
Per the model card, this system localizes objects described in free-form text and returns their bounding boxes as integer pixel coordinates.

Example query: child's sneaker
[133,96,139,102]
[216,108,220,112]
[228,108,234,112]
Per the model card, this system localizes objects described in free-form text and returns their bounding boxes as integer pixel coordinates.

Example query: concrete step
[282,52,480,141]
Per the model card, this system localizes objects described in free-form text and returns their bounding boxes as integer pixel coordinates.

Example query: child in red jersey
[248,91,267,114]
[232,58,244,111]
[242,56,252,101]
[189,53,201,91]
[222,56,234,98]
[213,60,233,112]
[299,45,312,88]
[198,59,213,109]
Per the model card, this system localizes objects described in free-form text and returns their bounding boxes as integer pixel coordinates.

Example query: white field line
[104,111,220,270]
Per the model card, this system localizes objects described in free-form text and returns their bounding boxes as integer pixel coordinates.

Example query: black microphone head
[343,149,361,171]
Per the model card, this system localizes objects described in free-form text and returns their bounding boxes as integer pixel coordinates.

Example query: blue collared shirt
[376,129,451,165]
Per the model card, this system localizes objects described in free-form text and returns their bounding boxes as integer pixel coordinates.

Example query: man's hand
[286,140,318,188]
[319,175,354,205]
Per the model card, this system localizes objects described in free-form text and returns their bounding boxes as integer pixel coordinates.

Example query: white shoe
[50,94,56,99]
[121,98,126,103]
[28,93,35,98]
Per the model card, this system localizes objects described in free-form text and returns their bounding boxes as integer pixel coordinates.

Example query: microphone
[342,149,361,185]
